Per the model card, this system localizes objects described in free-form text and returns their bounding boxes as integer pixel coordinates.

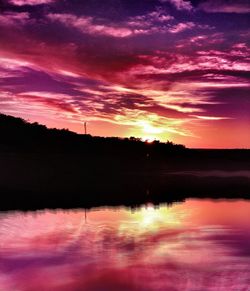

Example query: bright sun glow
[127,205,185,233]
[139,206,162,226]
[138,120,163,134]
[130,119,166,143]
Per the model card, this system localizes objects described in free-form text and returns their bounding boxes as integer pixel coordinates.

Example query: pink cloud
[9,0,55,5]
[127,7,174,28]
[47,10,209,38]
[160,0,193,11]
[231,43,250,58]
[134,43,250,75]
[19,93,77,114]
[0,56,31,70]
[48,10,175,38]
[0,12,30,26]
[0,34,84,79]
[199,0,250,13]
[47,13,133,38]
[193,115,231,120]
[169,22,195,33]
[188,33,224,46]
[232,43,248,49]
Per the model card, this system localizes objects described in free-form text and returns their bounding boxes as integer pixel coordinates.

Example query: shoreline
[1,170,250,211]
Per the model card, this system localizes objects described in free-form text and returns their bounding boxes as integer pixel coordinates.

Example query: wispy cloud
[47,13,134,38]
[127,7,174,27]
[160,0,193,11]
[8,0,55,6]
[47,12,204,37]
[193,115,231,120]
[169,22,195,33]
[47,9,176,38]
[0,12,30,26]
[199,0,250,13]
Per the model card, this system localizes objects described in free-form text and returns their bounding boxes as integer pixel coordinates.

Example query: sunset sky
[0,0,249,148]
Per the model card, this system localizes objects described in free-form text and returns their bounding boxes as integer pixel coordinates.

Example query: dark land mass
[0,113,250,211]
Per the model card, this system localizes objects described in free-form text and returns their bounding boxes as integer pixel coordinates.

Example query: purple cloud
[199,0,250,13]
[8,0,56,6]
[0,12,30,26]
[160,0,193,11]
[169,22,195,33]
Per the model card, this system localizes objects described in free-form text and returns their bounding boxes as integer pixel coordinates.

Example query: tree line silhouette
[0,113,186,158]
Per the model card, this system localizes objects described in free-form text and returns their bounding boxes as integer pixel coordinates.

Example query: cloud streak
[0,12,31,26]
[9,0,55,6]
[199,0,250,13]
[47,13,134,38]
[169,22,195,33]
[160,0,193,11]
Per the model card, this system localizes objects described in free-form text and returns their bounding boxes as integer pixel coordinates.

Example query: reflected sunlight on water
[0,199,250,291]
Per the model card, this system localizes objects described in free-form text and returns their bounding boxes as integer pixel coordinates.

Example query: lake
[0,199,249,290]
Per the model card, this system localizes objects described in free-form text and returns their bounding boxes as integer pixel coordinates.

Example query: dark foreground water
[0,199,249,291]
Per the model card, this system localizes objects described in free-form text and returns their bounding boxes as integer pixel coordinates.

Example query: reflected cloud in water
[0,199,250,290]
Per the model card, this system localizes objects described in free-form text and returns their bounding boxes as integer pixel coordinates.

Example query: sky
[0,0,249,148]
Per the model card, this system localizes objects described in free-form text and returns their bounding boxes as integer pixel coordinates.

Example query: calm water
[0,199,250,291]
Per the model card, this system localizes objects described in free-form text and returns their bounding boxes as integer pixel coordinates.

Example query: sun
[133,120,165,142]
[141,136,156,143]
[138,120,163,134]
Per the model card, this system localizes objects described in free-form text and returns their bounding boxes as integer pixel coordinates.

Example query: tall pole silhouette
[85,209,87,223]
[84,122,87,135]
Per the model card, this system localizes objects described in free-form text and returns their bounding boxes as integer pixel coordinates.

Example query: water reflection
[0,199,250,290]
